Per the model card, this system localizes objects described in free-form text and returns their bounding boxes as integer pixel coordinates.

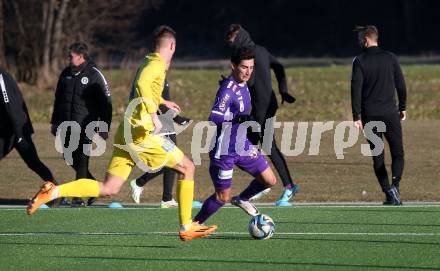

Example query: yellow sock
[58,178,100,198]
[177,179,194,226]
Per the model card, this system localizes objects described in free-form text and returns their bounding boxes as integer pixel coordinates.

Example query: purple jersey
[209,76,252,158]
[208,76,269,190]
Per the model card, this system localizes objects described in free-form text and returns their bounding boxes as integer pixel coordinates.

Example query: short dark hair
[225,23,241,42]
[69,42,89,59]
[153,25,176,48]
[354,25,379,41]
[231,47,255,65]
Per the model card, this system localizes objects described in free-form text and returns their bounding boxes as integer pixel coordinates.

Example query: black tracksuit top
[51,61,112,129]
[230,28,289,125]
[351,46,407,121]
[0,68,33,138]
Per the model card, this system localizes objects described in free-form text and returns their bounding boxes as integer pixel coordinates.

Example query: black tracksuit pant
[248,124,293,187]
[63,129,95,180]
[363,112,404,193]
[0,133,56,184]
[135,133,177,202]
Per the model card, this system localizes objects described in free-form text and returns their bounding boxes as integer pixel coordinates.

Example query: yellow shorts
[107,131,184,181]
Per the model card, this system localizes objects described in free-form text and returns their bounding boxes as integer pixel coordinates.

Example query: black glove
[173,115,192,126]
[281,92,296,104]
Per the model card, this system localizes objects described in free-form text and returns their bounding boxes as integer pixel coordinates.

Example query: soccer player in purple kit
[225,24,298,206]
[192,47,277,224]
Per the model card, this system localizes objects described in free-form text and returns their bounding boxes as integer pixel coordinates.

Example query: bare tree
[50,0,70,72]
[42,0,55,81]
[6,0,40,82]
[3,0,159,85]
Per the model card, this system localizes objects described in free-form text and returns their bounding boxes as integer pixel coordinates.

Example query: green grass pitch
[0,205,439,270]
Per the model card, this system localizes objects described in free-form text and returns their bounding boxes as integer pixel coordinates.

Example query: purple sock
[193,194,225,224]
[285,184,292,190]
[239,179,268,201]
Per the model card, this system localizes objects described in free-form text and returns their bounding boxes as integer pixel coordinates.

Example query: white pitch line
[0,231,439,237]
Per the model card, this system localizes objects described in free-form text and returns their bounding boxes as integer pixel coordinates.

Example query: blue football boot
[275,184,299,207]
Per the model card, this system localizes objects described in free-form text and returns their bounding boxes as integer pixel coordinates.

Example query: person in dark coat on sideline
[225,24,298,206]
[0,68,58,192]
[51,42,112,206]
[351,25,406,205]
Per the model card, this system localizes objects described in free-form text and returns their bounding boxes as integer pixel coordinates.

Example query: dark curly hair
[231,47,255,65]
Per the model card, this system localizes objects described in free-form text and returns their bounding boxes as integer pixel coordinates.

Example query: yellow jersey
[116,53,166,144]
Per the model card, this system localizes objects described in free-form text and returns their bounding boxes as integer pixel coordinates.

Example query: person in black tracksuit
[225,24,298,206]
[129,79,192,207]
[0,68,57,186]
[51,42,112,206]
[351,26,406,205]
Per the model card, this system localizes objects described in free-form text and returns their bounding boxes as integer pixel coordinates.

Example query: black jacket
[351,46,407,121]
[51,61,112,129]
[230,27,290,124]
[0,68,34,138]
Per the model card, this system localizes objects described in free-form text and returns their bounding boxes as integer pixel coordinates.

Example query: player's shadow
[208,235,440,246]
[1,231,175,237]
[276,221,440,227]
[0,241,176,249]
[271,236,440,246]
[0,198,28,205]
[46,255,440,270]
[208,235,256,241]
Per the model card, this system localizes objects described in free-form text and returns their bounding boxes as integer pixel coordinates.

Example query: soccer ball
[248,214,275,240]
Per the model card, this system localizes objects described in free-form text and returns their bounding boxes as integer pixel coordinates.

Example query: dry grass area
[20,65,440,123]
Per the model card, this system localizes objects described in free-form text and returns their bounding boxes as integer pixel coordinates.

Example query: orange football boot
[27,181,57,215]
[179,222,217,241]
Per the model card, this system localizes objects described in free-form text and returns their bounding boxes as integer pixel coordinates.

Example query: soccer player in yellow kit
[27,25,217,241]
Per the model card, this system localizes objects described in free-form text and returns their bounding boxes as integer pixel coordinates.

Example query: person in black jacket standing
[351,25,406,205]
[51,42,112,206]
[129,79,192,208]
[0,68,58,188]
[225,24,298,206]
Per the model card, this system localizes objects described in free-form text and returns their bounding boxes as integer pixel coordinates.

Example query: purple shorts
[209,149,269,190]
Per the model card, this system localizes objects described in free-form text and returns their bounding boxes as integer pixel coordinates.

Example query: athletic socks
[177,179,194,226]
[193,194,225,224]
[239,179,269,201]
[58,178,100,198]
